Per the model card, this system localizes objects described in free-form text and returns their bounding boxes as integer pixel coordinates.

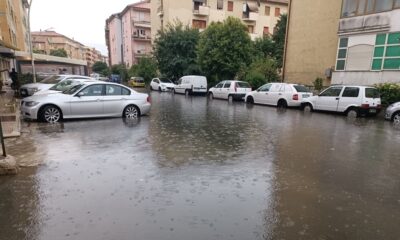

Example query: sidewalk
[0,86,21,138]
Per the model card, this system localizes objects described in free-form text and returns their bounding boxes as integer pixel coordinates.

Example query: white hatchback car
[150,78,175,91]
[21,82,151,123]
[245,83,312,107]
[208,80,252,101]
[302,85,381,117]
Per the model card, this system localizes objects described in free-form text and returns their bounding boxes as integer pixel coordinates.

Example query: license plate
[302,94,310,98]
[369,109,377,113]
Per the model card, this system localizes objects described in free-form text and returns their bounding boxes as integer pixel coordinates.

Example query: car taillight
[147,96,151,103]
[292,94,299,101]
[361,104,370,109]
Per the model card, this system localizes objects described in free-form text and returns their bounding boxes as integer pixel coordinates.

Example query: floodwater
[1,91,399,240]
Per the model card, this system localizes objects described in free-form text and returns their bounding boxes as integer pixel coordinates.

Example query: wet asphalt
[0,91,399,240]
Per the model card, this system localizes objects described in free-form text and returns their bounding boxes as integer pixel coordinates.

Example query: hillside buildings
[284,0,400,86]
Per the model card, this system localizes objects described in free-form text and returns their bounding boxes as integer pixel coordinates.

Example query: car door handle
[336,97,340,100]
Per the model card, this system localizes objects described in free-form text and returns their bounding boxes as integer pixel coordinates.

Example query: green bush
[374,83,400,105]
[245,71,266,90]
[313,77,323,91]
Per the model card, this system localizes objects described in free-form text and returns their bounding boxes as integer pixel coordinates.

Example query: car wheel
[303,103,313,113]
[346,108,359,118]
[228,95,234,103]
[185,90,190,96]
[150,85,153,91]
[41,105,62,123]
[392,111,400,123]
[124,105,140,119]
[277,99,288,108]
[158,86,162,92]
[208,92,214,100]
[172,88,176,94]
[246,96,254,104]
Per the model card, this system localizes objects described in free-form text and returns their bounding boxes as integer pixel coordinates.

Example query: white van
[173,75,207,95]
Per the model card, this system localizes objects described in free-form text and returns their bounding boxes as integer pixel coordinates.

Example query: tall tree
[49,48,68,58]
[111,64,128,82]
[197,17,253,85]
[129,57,158,83]
[153,21,200,81]
[92,61,109,76]
[272,14,287,69]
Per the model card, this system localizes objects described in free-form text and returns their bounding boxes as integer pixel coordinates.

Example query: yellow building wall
[283,0,342,86]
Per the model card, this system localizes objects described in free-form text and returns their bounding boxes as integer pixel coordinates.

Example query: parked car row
[20,75,151,123]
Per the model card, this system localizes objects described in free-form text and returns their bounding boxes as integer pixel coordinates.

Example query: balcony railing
[132,33,152,41]
[193,6,210,16]
[133,20,151,28]
[242,12,259,22]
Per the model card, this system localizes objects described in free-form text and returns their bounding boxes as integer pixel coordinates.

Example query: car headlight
[25,101,40,107]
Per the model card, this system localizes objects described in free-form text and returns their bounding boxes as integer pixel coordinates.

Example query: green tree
[197,17,253,86]
[129,57,158,84]
[111,64,128,82]
[49,48,68,58]
[253,35,275,60]
[244,57,280,89]
[272,14,287,69]
[153,21,200,81]
[92,61,110,76]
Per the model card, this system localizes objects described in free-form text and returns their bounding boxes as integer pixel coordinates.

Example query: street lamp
[26,0,36,83]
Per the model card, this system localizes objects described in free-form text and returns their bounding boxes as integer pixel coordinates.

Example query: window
[236,82,251,88]
[342,87,360,97]
[259,84,271,92]
[265,6,270,16]
[319,87,343,97]
[224,82,231,88]
[192,20,207,29]
[275,7,280,17]
[342,0,398,17]
[228,1,233,11]
[263,27,270,35]
[217,0,223,10]
[193,0,206,10]
[372,32,400,70]
[293,85,311,93]
[248,25,254,33]
[336,38,348,71]
[365,88,380,98]
[215,83,223,88]
[106,85,130,96]
[80,85,104,96]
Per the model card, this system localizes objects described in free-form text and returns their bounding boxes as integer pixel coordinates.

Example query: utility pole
[27,0,37,83]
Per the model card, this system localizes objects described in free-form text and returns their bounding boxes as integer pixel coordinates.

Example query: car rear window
[365,88,380,98]
[293,85,310,92]
[342,87,360,97]
[236,82,251,88]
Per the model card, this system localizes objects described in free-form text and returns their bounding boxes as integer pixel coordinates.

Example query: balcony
[133,20,151,28]
[242,12,259,22]
[132,33,151,41]
[193,6,210,16]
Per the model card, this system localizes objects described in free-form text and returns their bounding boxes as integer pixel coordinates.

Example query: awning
[247,1,259,12]
[0,46,15,58]
[193,0,205,3]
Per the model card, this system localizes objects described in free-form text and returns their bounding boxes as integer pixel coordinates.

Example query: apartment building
[31,30,86,60]
[151,0,288,41]
[105,1,151,67]
[284,0,400,86]
[0,0,29,81]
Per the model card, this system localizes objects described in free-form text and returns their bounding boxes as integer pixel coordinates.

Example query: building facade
[284,0,400,86]
[106,1,151,68]
[332,0,400,85]
[0,0,29,82]
[151,0,288,41]
[283,0,342,86]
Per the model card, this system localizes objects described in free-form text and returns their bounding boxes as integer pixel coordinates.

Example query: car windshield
[63,84,83,95]
[40,75,62,84]
[49,80,81,91]
[294,85,311,92]
[134,78,144,83]
[365,88,380,98]
[160,78,173,83]
[236,82,251,88]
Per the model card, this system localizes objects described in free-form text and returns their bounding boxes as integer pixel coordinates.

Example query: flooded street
[1,92,400,240]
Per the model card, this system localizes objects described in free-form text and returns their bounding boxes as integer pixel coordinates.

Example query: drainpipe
[281,0,292,83]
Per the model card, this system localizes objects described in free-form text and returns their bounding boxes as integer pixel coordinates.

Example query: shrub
[374,83,400,105]
[245,71,266,90]
[313,77,323,91]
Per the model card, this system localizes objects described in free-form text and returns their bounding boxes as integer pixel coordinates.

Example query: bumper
[359,107,381,116]
[20,105,40,120]
[140,103,151,115]
[192,88,207,93]
[160,86,173,91]
[231,93,246,100]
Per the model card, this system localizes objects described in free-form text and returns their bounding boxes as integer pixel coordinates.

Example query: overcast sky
[31,0,140,56]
